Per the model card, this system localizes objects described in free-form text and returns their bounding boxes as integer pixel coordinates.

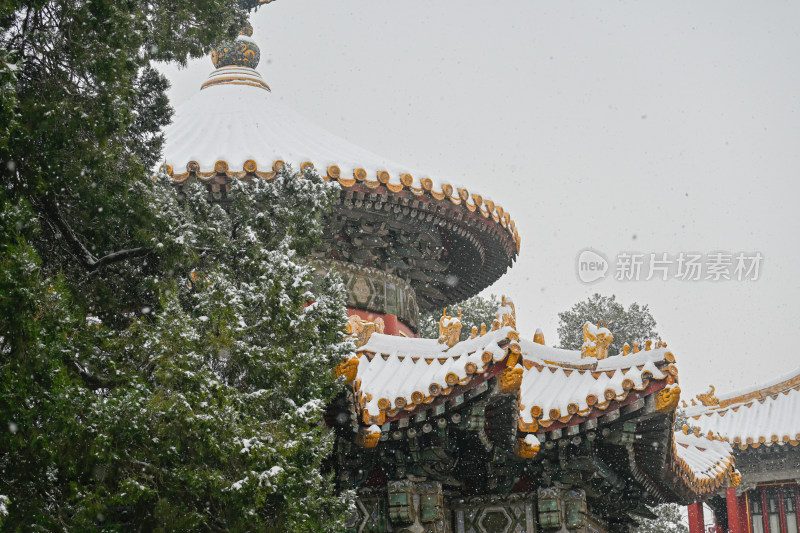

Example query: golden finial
[480,323,487,336]
[622,343,630,356]
[632,341,640,354]
[210,21,260,69]
[470,326,478,339]
[645,340,653,351]
[533,329,545,345]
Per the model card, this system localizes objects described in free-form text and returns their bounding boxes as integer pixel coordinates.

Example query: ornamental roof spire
[201,21,270,92]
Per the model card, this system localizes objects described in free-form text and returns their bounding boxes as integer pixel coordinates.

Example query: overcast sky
[159,0,800,399]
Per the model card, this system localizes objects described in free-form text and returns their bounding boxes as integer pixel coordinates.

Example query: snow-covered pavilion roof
[161,40,520,252]
[687,367,800,450]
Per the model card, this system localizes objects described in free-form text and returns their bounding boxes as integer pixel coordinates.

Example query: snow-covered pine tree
[0,0,353,528]
[557,293,658,355]
[1,164,354,531]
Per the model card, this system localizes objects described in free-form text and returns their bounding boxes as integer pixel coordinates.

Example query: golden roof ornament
[580,321,613,360]
[438,308,462,347]
[201,21,271,92]
[496,296,516,329]
[655,385,682,413]
[211,22,260,69]
[346,315,385,348]
[696,385,720,407]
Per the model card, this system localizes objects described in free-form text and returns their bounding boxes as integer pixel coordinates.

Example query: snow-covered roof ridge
[519,338,673,371]
[352,326,519,425]
[689,384,800,450]
[517,342,674,432]
[715,366,800,407]
[161,65,520,250]
[340,306,682,442]
[671,429,739,495]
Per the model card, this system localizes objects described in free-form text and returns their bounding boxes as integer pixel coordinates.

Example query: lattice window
[748,483,800,533]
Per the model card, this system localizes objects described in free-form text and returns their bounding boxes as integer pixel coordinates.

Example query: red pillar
[737,493,748,533]
[689,502,706,533]
[726,488,742,533]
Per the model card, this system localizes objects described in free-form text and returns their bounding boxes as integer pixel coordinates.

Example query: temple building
[162,24,744,533]
[684,369,800,533]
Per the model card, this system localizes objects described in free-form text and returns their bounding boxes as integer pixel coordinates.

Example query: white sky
[159,0,800,398]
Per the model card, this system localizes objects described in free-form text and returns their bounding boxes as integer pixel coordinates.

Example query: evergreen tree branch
[40,195,151,272]
[68,359,123,390]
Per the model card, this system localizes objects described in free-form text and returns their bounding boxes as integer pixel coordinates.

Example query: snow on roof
[519,339,671,370]
[352,325,675,429]
[354,327,514,423]
[715,366,800,407]
[518,343,670,430]
[672,430,738,494]
[689,373,800,449]
[164,69,418,181]
[162,65,520,249]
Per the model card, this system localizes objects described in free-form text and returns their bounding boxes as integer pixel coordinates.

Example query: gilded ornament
[498,366,524,393]
[355,427,381,449]
[346,314,385,348]
[655,386,682,413]
[580,321,613,360]
[210,23,261,69]
[334,356,359,383]
[438,308,462,347]
[496,295,517,329]
[515,437,540,459]
[696,385,720,407]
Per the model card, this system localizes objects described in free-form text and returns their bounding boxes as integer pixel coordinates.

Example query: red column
[689,502,706,533]
[737,493,748,533]
[726,489,742,533]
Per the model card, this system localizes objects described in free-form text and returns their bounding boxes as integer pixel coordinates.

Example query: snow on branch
[41,195,151,272]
